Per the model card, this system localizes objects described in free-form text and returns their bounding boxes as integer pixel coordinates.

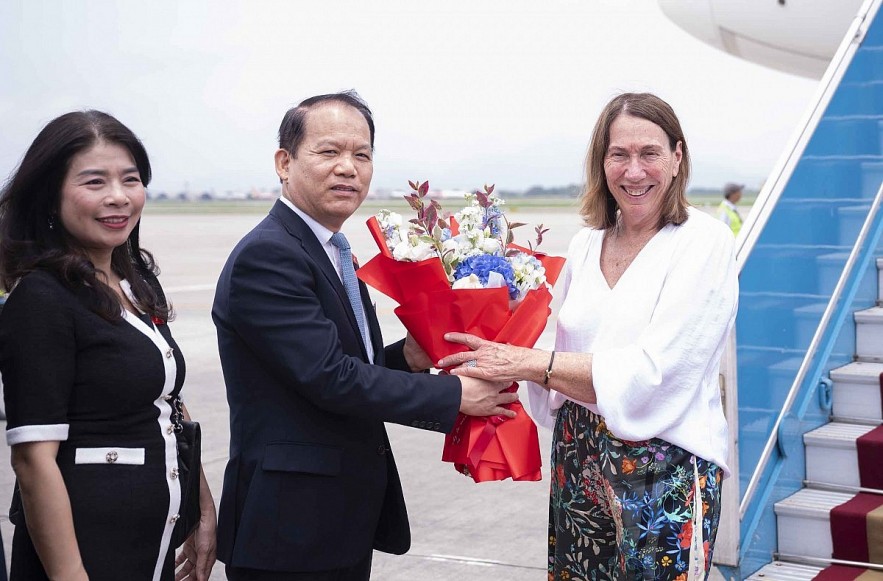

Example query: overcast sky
[0,0,821,195]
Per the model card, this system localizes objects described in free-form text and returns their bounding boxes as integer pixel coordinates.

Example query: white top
[527,207,738,475]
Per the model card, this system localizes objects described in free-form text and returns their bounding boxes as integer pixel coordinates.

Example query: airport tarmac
[0,201,726,580]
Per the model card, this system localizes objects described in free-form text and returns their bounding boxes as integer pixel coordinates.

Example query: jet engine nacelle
[658,0,864,78]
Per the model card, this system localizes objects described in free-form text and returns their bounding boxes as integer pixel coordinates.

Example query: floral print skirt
[548,401,723,581]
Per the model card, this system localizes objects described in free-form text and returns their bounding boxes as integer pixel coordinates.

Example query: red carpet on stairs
[829,493,883,564]
[857,425,883,489]
[814,565,883,580]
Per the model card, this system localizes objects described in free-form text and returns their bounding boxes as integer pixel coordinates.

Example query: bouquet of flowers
[357,181,565,483]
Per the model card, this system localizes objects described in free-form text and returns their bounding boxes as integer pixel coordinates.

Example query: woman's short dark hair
[580,92,691,229]
[277,90,375,155]
[0,110,170,321]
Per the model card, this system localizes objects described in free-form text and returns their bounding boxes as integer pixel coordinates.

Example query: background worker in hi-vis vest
[718,182,744,236]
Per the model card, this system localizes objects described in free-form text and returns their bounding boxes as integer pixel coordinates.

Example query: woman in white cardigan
[440,92,738,581]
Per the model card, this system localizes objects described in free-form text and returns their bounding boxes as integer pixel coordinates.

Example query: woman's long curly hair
[0,110,170,321]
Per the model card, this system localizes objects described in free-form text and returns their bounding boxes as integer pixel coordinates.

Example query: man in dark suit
[212,91,518,580]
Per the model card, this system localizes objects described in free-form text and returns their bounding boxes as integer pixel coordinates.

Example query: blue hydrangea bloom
[453,254,518,299]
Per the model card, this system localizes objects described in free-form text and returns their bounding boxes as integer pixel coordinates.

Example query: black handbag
[170,398,202,548]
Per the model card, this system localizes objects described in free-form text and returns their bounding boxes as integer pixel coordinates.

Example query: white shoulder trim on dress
[6,423,69,446]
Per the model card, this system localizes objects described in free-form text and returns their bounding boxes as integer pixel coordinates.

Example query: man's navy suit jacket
[212,201,462,572]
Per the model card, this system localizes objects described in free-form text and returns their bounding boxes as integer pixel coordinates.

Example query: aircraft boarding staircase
[721,1,883,579]
[747,265,883,580]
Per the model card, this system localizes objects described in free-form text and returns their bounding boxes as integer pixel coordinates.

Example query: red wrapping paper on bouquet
[357,216,565,482]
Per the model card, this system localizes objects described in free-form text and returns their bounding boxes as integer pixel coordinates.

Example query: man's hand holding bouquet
[357,181,564,482]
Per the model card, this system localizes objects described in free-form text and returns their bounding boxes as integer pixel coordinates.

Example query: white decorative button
[166,348,174,359]
[171,467,179,479]
[169,514,179,524]
[166,425,174,435]
[105,451,118,463]
[163,394,173,401]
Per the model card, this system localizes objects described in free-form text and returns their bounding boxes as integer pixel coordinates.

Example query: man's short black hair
[277,90,374,156]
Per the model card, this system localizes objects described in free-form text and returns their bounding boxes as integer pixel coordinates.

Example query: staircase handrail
[735,0,880,270]
[739,179,883,519]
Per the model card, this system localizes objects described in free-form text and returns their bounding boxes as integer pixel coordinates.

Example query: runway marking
[407,553,545,571]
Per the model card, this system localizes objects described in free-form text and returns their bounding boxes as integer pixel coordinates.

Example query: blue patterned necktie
[330,232,369,351]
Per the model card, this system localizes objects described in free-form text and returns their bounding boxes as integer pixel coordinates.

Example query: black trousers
[225,552,372,581]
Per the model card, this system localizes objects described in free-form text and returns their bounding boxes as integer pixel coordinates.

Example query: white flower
[480,236,503,255]
[452,273,484,290]
[508,252,547,298]
[376,210,407,250]
[376,209,403,229]
[455,206,484,232]
[392,235,438,262]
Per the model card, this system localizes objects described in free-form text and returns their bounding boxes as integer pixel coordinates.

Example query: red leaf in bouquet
[535,224,550,247]
[418,180,429,196]
[424,203,438,233]
[405,193,421,211]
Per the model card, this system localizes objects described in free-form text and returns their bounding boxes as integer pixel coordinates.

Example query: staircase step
[830,361,883,422]
[819,252,850,295]
[838,205,873,247]
[809,116,883,157]
[805,422,878,487]
[775,489,855,558]
[746,561,823,580]
[855,307,883,360]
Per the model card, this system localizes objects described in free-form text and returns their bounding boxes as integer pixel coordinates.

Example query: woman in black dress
[0,111,216,580]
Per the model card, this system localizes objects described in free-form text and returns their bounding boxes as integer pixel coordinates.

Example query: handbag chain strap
[171,395,185,433]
